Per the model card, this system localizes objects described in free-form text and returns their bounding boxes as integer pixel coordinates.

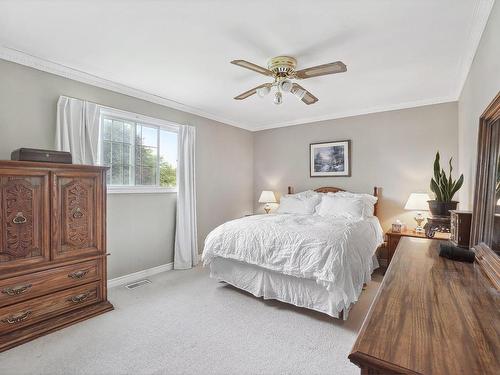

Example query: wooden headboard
[313,186,346,194]
[287,186,380,217]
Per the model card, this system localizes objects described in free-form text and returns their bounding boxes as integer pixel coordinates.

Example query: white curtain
[174,125,198,269]
[56,96,100,164]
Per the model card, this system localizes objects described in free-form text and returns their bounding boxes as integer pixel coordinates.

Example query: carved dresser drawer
[0,260,100,308]
[0,281,101,335]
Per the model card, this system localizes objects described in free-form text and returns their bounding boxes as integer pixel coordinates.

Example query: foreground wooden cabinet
[349,237,499,374]
[0,161,113,352]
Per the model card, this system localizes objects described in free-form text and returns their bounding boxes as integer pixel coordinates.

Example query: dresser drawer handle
[12,212,27,224]
[73,207,84,219]
[68,270,89,280]
[1,284,32,296]
[1,310,32,324]
[67,293,89,304]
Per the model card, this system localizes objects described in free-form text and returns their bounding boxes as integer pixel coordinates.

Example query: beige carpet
[0,266,382,375]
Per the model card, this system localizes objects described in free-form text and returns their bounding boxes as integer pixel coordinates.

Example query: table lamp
[258,190,277,214]
[404,193,430,233]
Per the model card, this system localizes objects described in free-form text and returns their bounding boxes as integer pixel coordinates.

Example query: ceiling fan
[231,56,347,105]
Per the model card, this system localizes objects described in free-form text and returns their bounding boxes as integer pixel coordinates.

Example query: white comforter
[202,213,384,307]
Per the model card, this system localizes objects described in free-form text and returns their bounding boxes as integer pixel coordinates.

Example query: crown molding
[251,95,458,131]
[0,46,254,131]
[454,0,495,99]
[0,47,458,133]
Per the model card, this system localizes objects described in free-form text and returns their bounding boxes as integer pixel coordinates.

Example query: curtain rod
[59,95,187,129]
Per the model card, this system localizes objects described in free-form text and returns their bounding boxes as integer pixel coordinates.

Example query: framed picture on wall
[310,140,351,177]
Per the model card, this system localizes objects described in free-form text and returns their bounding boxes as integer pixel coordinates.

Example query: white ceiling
[0,0,494,131]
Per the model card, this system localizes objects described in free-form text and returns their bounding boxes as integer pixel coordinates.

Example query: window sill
[107,186,177,194]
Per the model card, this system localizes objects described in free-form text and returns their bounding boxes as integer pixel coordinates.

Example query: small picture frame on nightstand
[392,222,403,233]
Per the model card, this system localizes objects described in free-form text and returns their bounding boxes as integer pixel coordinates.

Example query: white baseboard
[108,262,173,288]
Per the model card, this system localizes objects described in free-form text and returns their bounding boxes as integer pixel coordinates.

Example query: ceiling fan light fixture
[231,56,344,105]
[279,79,293,92]
[256,86,271,97]
[274,91,283,105]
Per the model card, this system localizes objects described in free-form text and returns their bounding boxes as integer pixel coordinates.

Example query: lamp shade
[404,193,431,211]
[258,190,277,203]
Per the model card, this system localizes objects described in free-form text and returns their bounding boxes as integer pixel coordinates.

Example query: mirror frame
[470,92,500,252]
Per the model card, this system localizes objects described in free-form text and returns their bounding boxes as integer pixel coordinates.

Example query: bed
[202,186,384,319]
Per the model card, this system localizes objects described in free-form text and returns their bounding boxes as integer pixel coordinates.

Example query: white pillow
[277,192,321,214]
[289,190,322,201]
[328,191,377,217]
[316,194,365,219]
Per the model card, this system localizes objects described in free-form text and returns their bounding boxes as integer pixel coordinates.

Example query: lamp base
[264,203,271,214]
[414,212,426,233]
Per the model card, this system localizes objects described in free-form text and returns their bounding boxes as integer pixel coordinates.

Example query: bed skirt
[209,257,358,319]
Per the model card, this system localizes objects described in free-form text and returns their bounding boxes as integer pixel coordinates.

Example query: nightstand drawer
[388,236,401,251]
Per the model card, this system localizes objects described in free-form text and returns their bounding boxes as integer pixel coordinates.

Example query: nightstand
[385,229,450,268]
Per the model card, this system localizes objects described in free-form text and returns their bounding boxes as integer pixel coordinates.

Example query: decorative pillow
[328,191,377,218]
[277,192,322,214]
[293,190,320,199]
[316,194,365,219]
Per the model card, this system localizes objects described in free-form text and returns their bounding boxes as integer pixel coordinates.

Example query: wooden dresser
[349,237,499,374]
[0,161,113,352]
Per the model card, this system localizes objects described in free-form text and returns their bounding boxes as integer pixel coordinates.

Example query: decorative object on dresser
[258,190,277,214]
[404,192,430,233]
[310,140,351,177]
[424,151,464,239]
[0,160,113,352]
[11,148,72,164]
[385,228,449,269]
[438,243,475,263]
[449,210,472,248]
[428,151,463,216]
[349,237,500,375]
[424,215,452,238]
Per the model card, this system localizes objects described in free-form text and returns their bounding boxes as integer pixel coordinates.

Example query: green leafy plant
[430,151,464,202]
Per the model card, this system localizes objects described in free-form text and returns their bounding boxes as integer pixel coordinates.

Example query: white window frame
[98,106,179,194]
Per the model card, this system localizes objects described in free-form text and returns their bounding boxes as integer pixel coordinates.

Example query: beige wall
[0,59,254,279]
[458,1,500,209]
[253,103,458,230]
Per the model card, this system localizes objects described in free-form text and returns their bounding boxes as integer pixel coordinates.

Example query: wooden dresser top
[349,237,500,375]
[0,160,108,171]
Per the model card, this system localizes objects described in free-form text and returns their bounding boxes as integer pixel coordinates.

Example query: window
[99,109,178,192]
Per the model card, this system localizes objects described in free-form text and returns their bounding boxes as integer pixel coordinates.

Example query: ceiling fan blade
[234,83,271,100]
[295,61,347,79]
[291,83,318,105]
[231,60,274,77]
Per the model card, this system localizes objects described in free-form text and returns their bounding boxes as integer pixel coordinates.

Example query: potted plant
[428,151,464,216]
